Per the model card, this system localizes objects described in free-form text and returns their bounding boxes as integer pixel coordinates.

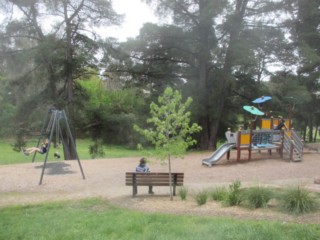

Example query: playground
[1,97,319,224]
[0,147,319,224]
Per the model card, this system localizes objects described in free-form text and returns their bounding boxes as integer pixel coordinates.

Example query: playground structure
[32,108,85,185]
[202,96,304,167]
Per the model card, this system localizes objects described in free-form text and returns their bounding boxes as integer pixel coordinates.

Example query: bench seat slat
[126,177,184,182]
[126,173,184,176]
[134,184,183,187]
[126,181,184,185]
[125,175,184,179]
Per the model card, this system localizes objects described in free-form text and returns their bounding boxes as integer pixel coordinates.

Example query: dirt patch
[0,149,320,223]
[305,142,320,152]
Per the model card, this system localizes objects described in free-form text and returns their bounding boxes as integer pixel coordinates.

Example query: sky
[103,0,158,41]
[0,0,158,42]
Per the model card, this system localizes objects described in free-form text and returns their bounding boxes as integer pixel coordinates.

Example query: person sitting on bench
[136,158,154,194]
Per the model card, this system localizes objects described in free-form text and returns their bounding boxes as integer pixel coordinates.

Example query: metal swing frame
[32,108,85,185]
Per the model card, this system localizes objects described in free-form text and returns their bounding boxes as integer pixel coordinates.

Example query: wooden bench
[125,172,184,197]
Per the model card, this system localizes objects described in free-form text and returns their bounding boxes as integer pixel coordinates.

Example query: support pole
[248,116,254,161]
[62,110,85,180]
[39,111,56,185]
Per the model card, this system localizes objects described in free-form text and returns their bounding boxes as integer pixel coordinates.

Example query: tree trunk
[62,1,83,159]
[308,113,313,142]
[197,0,211,149]
[63,2,74,104]
[209,121,220,150]
[30,3,58,101]
[314,125,318,142]
[62,136,77,160]
[199,117,210,150]
[302,125,307,142]
[207,0,249,150]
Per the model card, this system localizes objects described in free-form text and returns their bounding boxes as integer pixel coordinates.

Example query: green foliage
[77,78,111,109]
[11,129,27,152]
[242,186,274,209]
[225,180,242,206]
[178,186,189,201]
[210,186,228,202]
[195,190,209,206]
[89,139,105,159]
[279,186,319,215]
[77,79,145,146]
[134,87,202,160]
[1,198,320,240]
[134,87,201,200]
[295,0,320,73]
[0,73,18,137]
[0,0,123,145]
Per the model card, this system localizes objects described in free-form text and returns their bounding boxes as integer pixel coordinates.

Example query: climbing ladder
[283,130,303,162]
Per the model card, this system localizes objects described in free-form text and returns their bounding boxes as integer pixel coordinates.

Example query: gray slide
[202,143,236,167]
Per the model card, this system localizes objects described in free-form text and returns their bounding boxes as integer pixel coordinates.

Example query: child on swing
[22,138,49,156]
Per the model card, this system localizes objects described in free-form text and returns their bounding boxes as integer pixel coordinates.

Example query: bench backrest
[125,172,184,186]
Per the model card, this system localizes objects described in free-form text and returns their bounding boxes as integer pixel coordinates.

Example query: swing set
[32,108,85,185]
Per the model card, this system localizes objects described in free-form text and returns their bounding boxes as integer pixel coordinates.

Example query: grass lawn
[0,198,319,240]
[0,138,144,165]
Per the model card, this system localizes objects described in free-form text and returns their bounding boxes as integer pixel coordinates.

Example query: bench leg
[133,185,137,197]
[173,185,176,196]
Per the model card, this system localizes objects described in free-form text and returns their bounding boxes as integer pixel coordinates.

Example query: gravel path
[1,148,320,223]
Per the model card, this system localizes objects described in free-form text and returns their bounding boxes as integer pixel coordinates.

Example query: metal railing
[283,130,303,161]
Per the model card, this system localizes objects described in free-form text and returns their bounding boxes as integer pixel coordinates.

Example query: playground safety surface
[1,146,320,224]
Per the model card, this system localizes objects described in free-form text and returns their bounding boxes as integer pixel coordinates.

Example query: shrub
[178,186,188,200]
[12,129,27,152]
[225,180,242,206]
[243,186,273,209]
[210,186,228,202]
[195,190,209,206]
[279,186,319,215]
[89,139,105,159]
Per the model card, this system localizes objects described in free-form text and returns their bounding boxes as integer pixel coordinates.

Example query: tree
[114,0,290,150]
[134,87,201,200]
[75,77,146,148]
[291,0,320,141]
[267,71,311,130]
[0,0,122,158]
